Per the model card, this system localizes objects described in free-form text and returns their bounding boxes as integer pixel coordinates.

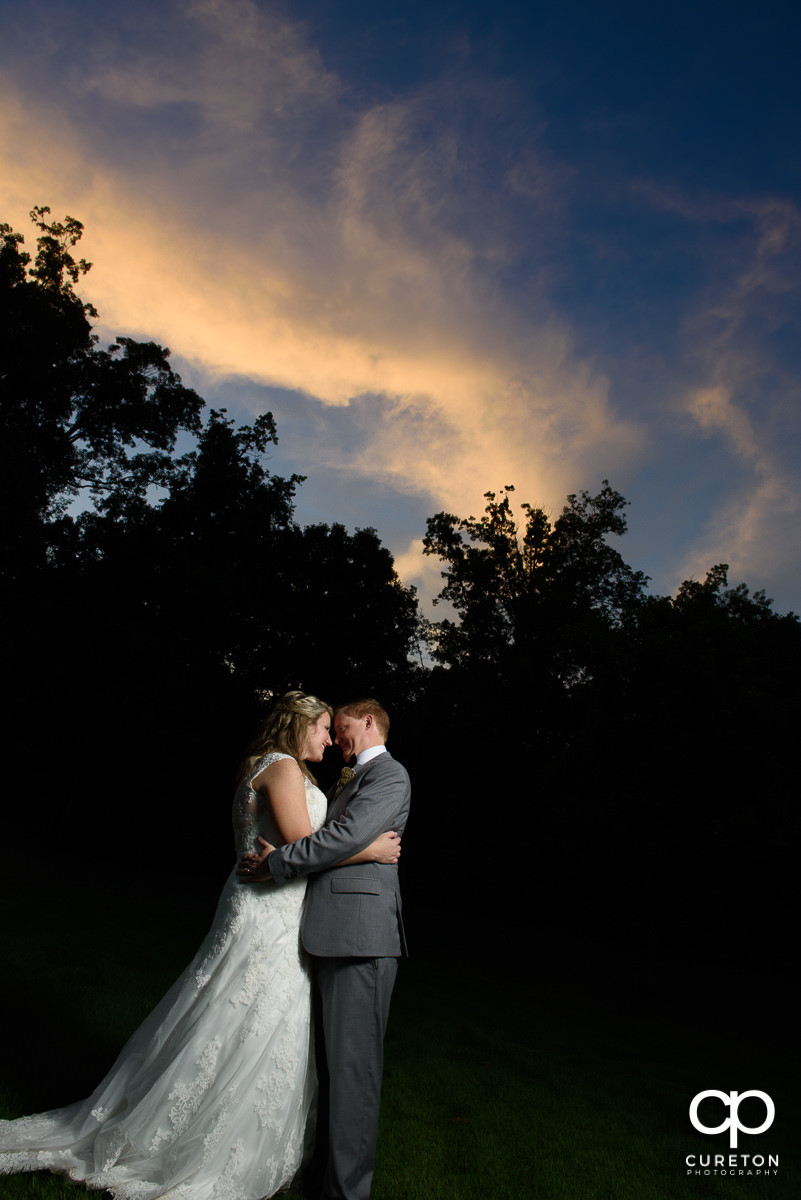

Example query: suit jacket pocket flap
[330,877,381,895]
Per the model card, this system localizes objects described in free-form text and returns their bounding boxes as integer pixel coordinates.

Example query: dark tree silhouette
[422,482,648,763]
[0,207,423,900]
[417,485,800,1003]
[0,207,204,582]
[5,201,795,1011]
[424,482,647,662]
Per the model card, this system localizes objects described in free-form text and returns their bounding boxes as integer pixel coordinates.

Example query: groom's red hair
[335,698,390,742]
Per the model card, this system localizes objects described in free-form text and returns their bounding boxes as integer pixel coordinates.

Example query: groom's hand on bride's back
[237,836,276,883]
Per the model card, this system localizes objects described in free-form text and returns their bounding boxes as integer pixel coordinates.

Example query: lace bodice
[233,751,327,858]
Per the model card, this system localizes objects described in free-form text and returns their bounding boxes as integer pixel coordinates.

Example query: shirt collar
[355,744,387,767]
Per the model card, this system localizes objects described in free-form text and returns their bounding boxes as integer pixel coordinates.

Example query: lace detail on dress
[149,1125,171,1155]
[195,887,245,988]
[233,751,297,858]
[254,1026,303,1135]
[0,1115,55,1138]
[212,1138,245,1200]
[99,1124,126,1172]
[235,915,304,1042]
[200,1083,240,1167]
[83,1172,161,1200]
[165,1038,221,1143]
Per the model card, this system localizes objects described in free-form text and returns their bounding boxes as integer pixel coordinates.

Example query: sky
[2,0,801,613]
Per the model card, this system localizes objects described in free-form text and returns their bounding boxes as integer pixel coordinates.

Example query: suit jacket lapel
[326,752,391,820]
[326,754,374,818]
[327,769,356,819]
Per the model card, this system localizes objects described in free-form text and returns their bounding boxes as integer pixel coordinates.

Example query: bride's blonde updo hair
[238,690,332,784]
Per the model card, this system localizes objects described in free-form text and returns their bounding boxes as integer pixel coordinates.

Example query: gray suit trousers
[316,955,399,1200]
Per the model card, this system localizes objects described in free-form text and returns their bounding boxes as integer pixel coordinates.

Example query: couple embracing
[0,692,410,1200]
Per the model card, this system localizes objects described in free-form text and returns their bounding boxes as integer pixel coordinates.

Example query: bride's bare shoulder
[251,753,303,794]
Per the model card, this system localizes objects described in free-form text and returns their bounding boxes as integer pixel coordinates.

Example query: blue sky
[2,0,800,611]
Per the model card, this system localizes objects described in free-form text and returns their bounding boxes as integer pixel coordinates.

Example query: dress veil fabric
[0,753,325,1200]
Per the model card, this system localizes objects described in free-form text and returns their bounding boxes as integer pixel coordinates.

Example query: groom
[239,698,410,1200]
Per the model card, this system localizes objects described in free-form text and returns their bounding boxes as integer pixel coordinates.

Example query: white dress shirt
[355,744,387,768]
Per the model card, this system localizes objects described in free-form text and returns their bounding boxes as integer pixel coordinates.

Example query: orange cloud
[0,0,644,561]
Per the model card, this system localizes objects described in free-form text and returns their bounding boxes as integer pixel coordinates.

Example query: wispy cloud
[2,0,799,608]
[0,0,643,528]
[672,196,801,592]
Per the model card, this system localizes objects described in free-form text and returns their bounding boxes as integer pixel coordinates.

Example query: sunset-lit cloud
[680,383,801,594]
[0,1,641,511]
[672,195,801,595]
[2,0,800,610]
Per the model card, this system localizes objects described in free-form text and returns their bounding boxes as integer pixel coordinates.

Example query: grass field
[1,881,797,1199]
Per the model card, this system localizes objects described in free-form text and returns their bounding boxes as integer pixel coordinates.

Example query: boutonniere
[334,766,356,797]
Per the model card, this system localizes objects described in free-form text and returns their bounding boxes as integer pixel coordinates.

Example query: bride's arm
[250,757,312,844]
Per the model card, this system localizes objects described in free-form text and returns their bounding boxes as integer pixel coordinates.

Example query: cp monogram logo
[689,1091,775,1148]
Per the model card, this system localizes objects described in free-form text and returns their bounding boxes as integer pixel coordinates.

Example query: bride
[0,691,401,1199]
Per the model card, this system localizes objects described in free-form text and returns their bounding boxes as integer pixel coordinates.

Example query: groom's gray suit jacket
[268,752,410,957]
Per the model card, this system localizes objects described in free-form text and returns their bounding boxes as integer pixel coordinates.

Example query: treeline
[414,486,800,1001]
[1,209,423,891]
[3,209,798,1004]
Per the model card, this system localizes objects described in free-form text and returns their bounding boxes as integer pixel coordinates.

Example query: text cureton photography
[686,1154,779,1177]
[686,1090,780,1178]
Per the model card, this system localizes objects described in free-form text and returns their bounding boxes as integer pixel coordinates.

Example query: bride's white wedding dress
[0,752,326,1200]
